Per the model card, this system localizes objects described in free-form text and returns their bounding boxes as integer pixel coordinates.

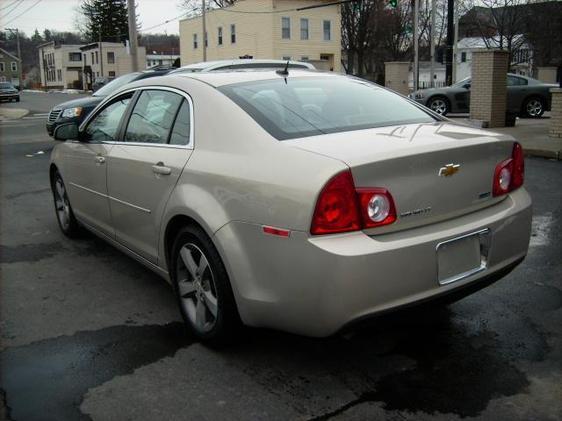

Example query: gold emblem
[439,163,460,177]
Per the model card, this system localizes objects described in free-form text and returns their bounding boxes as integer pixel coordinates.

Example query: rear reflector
[263,226,290,237]
[311,170,397,235]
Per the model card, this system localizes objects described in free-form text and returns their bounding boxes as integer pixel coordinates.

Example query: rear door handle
[152,162,171,175]
[95,156,105,164]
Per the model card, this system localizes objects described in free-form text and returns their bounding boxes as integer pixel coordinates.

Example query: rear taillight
[493,142,524,197]
[311,170,397,235]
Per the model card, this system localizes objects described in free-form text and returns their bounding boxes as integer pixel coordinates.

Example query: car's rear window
[218,77,436,140]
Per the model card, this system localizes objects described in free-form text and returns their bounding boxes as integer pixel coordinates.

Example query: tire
[170,225,241,346]
[51,170,81,237]
[15,97,20,103]
[427,96,450,116]
[521,96,545,118]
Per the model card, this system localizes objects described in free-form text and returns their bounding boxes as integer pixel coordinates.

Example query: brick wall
[469,50,509,128]
[550,88,562,138]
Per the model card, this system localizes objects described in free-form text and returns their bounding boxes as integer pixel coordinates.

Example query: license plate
[436,229,490,285]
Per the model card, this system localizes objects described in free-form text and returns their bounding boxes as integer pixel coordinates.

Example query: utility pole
[445,0,454,86]
[202,0,207,62]
[413,0,419,91]
[127,0,139,72]
[429,0,436,88]
[5,28,22,90]
[99,30,104,77]
[452,4,459,83]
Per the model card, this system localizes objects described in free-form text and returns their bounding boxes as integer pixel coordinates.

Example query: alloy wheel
[429,98,448,115]
[176,243,218,333]
[54,178,71,231]
[526,99,543,117]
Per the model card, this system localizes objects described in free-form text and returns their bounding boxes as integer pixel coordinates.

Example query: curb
[524,148,561,160]
[0,108,29,120]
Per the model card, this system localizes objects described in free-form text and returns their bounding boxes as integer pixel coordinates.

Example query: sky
[1,0,185,36]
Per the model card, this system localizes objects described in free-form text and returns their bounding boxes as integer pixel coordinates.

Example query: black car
[46,69,173,136]
[0,82,20,102]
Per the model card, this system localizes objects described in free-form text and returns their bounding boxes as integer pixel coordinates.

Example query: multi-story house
[0,47,22,88]
[80,42,147,88]
[179,0,341,72]
[37,41,84,89]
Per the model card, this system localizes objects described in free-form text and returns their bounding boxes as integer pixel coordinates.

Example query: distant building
[409,61,446,89]
[0,47,21,88]
[179,0,342,72]
[80,42,147,89]
[146,51,180,69]
[455,36,532,82]
[37,42,83,89]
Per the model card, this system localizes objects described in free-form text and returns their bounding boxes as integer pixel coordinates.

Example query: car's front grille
[48,109,62,122]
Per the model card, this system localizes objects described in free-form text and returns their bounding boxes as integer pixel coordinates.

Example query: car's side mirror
[53,123,81,141]
[463,83,471,90]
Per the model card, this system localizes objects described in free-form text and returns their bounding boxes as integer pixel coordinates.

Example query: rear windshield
[218,77,436,140]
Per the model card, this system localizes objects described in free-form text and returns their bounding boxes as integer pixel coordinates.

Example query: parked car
[0,82,20,102]
[169,59,315,74]
[410,73,556,118]
[46,69,173,136]
[92,76,110,92]
[50,70,531,344]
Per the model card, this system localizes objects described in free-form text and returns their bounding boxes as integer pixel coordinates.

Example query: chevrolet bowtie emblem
[439,163,460,177]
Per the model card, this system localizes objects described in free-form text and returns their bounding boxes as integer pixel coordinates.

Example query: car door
[453,80,471,112]
[64,93,133,236]
[507,75,528,113]
[106,88,194,264]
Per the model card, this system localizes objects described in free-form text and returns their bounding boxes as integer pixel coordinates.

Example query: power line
[139,12,190,32]
[3,0,43,26]
[1,0,24,17]
[0,0,20,12]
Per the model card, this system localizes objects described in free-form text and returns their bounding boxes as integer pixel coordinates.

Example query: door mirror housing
[53,123,81,141]
[463,83,471,90]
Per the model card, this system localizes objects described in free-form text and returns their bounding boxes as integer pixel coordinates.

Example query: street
[0,93,561,421]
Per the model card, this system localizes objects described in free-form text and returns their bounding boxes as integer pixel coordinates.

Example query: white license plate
[436,229,490,285]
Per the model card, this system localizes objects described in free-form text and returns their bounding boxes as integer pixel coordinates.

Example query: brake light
[310,171,361,235]
[493,142,524,197]
[311,170,397,235]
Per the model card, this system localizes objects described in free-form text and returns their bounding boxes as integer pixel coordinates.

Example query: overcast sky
[1,0,185,36]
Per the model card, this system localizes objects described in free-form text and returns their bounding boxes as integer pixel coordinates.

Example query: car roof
[173,59,315,72]
[169,69,337,87]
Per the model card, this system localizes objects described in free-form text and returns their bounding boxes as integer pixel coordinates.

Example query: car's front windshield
[219,77,436,140]
[0,82,13,89]
[92,73,141,97]
[453,78,471,88]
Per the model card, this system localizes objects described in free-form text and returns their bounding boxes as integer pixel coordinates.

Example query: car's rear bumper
[214,187,532,337]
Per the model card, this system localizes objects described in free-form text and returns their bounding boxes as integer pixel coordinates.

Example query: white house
[146,51,180,69]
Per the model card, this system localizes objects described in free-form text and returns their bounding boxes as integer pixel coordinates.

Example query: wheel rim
[430,98,447,115]
[54,178,70,230]
[526,99,542,117]
[176,243,218,333]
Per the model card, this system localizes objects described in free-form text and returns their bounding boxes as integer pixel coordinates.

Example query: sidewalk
[0,107,29,121]
[449,115,562,160]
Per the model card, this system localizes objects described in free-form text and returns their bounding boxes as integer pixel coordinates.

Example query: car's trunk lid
[285,122,516,234]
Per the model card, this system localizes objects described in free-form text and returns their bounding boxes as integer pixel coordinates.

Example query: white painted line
[530,214,553,247]
[22,116,48,120]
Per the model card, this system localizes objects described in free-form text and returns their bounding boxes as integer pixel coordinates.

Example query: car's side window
[507,76,527,86]
[169,100,192,146]
[84,95,132,142]
[124,90,183,144]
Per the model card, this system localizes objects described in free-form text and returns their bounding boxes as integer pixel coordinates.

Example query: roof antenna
[276,60,290,83]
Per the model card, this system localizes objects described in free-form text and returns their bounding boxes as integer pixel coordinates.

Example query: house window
[231,24,236,43]
[69,52,81,61]
[323,20,331,41]
[57,69,62,81]
[107,52,115,64]
[91,52,94,64]
[193,33,198,49]
[461,52,466,63]
[205,32,208,48]
[282,56,291,61]
[95,51,99,64]
[282,17,290,39]
[108,71,115,78]
[218,27,223,45]
[11,62,17,72]
[300,18,309,40]
[301,56,309,61]
[0,63,4,72]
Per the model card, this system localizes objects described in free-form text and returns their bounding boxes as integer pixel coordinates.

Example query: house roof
[457,35,527,50]
[0,47,20,62]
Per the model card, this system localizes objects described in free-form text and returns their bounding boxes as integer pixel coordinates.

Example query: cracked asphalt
[1,93,561,421]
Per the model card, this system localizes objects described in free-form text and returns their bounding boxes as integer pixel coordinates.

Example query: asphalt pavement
[0,93,561,421]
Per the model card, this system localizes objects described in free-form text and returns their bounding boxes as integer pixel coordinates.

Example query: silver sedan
[50,70,532,344]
